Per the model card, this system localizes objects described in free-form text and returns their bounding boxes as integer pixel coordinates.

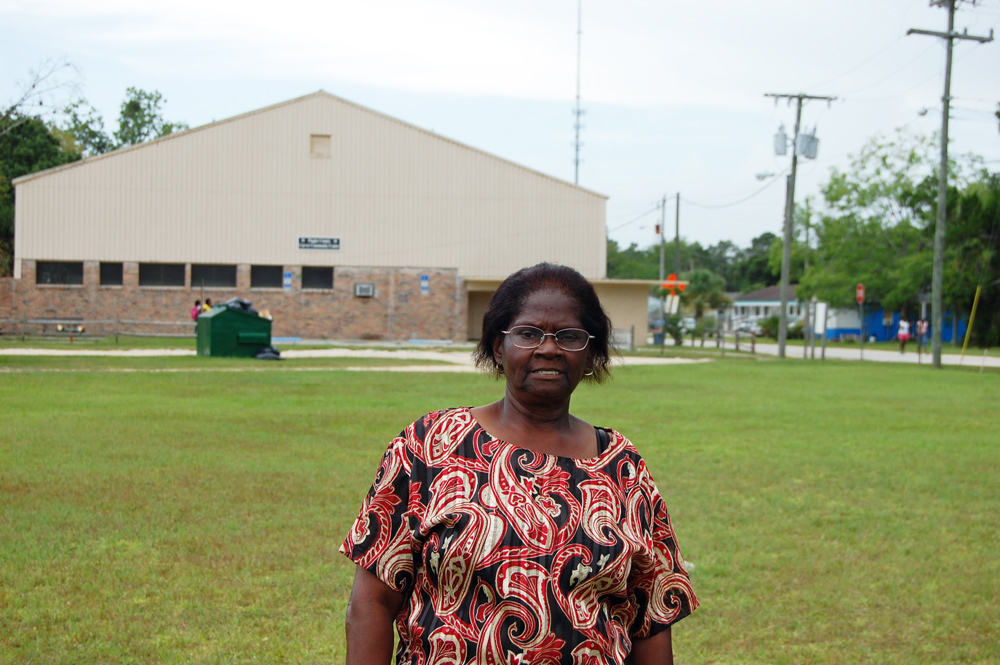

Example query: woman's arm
[345,566,406,665]
[626,627,673,665]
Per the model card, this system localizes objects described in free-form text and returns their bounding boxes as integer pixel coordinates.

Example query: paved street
[703,339,1000,369]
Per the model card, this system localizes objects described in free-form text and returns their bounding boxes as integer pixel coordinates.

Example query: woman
[341,263,698,664]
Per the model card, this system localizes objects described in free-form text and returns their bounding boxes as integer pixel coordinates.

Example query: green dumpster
[196,303,272,358]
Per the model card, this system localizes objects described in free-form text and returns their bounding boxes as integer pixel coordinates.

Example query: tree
[1,58,80,140]
[733,231,779,293]
[606,239,659,280]
[114,87,188,147]
[799,127,992,337]
[62,98,112,156]
[61,87,189,155]
[678,268,731,323]
[944,173,1000,346]
[0,116,80,274]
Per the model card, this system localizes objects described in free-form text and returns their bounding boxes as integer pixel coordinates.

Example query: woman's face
[493,287,591,408]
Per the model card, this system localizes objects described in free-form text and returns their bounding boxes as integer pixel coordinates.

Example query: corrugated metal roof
[13,91,607,200]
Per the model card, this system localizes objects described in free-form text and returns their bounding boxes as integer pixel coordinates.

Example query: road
[711,339,1000,369]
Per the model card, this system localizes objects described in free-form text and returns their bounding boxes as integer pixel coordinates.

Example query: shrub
[760,314,780,338]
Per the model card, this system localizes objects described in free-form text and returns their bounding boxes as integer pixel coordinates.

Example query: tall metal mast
[573,0,584,185]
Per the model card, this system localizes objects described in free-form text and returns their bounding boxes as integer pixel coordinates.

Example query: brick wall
[0,277,13,325]
[10,262,468,341]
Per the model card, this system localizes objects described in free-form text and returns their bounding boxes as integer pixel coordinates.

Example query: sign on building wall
[298,237,341,250]
[283,271,292,291]
[421,274,429,295]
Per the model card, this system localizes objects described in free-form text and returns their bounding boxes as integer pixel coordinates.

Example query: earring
[584,369,594,376]
[498,364,505,375]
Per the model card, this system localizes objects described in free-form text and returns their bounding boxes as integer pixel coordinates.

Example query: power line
[607,203,663,233]
[682,173,788,210]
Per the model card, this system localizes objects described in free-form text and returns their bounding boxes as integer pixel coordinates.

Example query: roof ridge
[13,91,607,200]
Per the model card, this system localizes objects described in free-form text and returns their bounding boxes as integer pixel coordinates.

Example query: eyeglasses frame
[501,326,595,352]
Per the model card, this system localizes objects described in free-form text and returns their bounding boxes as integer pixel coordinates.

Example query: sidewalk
[733,341,999,369]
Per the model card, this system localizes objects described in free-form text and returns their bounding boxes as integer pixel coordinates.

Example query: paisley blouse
[341,407,698,665]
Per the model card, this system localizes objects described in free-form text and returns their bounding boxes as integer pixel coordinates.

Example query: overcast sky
[3,0,999,252]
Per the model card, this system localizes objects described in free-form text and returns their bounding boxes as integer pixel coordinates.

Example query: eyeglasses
[502,326,594,352]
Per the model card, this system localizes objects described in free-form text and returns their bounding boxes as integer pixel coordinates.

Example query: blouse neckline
[461,406,616,463]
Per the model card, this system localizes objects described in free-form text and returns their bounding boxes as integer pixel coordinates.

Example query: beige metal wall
[594,281,654,349]
[14,92,607,281]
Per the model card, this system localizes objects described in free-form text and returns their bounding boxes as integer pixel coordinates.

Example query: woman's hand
[345,566,406,665]
[626,627,673,665]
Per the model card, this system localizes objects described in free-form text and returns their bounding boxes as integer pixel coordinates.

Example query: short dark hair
[473,262,615,383]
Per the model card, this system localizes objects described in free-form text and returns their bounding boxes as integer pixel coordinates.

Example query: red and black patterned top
[340,407,698,665]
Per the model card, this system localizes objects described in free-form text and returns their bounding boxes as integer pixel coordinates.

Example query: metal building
[8,91,650,344]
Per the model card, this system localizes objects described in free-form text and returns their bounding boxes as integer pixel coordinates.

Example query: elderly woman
[341,263,698,665]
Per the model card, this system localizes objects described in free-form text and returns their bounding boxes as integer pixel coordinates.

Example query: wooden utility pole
[658,196,666,352]
[764,93,836,359]
[674,193,680,275]
[908,1,993,368]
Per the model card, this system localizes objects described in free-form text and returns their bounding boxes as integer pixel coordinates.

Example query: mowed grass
[1,356,997,664]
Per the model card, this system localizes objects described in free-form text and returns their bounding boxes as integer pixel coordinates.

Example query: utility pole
[658,196,666,351]
[573,0,584,185]
[802,212,810,359]
[674,193,681,276]
[764,92,836,359]
[908,0,993,368]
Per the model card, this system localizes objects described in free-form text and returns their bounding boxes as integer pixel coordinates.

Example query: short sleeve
[340,432,421,594]
[627,460,699,639]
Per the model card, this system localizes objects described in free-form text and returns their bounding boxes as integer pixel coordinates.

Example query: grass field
[1,352,997,664]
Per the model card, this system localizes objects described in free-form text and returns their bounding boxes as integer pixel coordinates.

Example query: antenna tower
[573,0,584,185]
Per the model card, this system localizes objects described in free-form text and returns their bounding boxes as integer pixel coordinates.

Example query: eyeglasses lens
[507,326,590,351]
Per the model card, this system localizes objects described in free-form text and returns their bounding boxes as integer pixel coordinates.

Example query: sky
[3,0,999,253]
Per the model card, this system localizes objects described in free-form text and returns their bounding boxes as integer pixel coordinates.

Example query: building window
[191,264,237,288]
[36,261,83,285]
[310,134,331,158]
[302,266,333,290]
[100,262,123,286]
[251,265,283,289]
[139,263,185,287]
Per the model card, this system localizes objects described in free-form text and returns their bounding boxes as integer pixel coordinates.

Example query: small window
[354,282,375,298]
[302,266,333,290]
[100,262,123,286]
[310,134,331,158]
[139,263,185,287]
[251,265,283,289]
[36,261,83,285]
[191,264,237,288]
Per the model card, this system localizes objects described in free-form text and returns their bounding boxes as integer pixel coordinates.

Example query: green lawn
[1,355,997,664]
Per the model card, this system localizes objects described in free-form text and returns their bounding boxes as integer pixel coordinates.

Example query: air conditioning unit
[354,282,375,298]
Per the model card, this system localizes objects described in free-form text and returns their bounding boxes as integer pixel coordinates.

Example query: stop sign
[856,283,865,304]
